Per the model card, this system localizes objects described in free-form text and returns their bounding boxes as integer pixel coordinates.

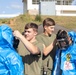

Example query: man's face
[44,25,55,36]
[24,28,37,41]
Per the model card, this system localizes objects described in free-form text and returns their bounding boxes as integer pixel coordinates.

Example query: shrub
[35,15,42,22]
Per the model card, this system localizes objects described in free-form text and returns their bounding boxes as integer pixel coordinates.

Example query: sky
[0,0,23,15]
[72,0,76,5]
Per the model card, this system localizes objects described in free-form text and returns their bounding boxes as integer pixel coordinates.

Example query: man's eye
[25,31,30,33]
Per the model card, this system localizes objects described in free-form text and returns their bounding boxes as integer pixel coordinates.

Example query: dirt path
[38,24,71,34]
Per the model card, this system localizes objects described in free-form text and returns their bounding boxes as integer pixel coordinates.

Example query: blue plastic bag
[52,31,76,75]
[0,24,24,75]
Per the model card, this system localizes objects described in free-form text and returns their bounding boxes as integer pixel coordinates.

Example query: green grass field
[0,14,76,32]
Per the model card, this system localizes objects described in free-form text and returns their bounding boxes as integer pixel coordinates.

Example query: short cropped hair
[43,18,55,27]
[24,22,38,32]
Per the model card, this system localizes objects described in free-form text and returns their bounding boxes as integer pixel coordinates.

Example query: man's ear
[44,25,48,30]
[34,31,38,36]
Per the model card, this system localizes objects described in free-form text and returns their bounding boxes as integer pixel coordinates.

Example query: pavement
[38,24,75,34]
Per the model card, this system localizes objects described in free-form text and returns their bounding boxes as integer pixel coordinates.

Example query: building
[22,0,76,16]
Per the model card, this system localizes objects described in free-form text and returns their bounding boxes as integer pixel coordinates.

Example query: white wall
[56,5,76,16]
[27,0,39,10]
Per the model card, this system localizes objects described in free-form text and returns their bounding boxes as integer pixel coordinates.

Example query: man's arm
[43,39,56,56]
[13,30,40,54]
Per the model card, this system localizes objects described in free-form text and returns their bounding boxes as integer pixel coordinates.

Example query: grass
[0,14,76,32]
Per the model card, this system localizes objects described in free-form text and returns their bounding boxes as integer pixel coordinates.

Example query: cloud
[0,14,20,18]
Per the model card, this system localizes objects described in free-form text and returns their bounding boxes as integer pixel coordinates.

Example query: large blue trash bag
[52,31,76,75]
[0,24,24,75]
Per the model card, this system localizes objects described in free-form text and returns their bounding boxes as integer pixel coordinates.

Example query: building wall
[56,5,76,16]
[23,0,76,16]
[23,0,39,15]
[40,1,56,15]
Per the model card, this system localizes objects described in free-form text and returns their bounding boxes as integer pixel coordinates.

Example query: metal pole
[61,0,63,14]
[39,0,41,15]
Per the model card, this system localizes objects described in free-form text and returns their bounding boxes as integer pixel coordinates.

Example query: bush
[35,15,42,22]
[1,19,10,24]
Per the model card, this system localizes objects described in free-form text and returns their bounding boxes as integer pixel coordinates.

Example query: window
[32,0,52,4]
[56,1,61,5]
[41,0,52,1]
[32,0,39,4]
[64,1,68,5]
